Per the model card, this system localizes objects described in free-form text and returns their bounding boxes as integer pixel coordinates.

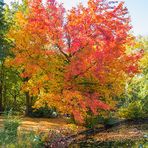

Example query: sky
[3,0,148,36]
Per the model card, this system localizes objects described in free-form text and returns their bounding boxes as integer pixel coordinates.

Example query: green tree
[0,0,10,112]
[0,1,26,113]
[4,0,33,115]
[118,36,148,119]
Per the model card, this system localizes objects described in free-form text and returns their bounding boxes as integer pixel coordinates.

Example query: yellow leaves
[8,11,27,40]
[33,89,88,120]
[65,124,79,133]
[4,57,12,67]
[140,50,148,70]
[5,0,142,123]
[93,45,97,51]
[15,11,27,27]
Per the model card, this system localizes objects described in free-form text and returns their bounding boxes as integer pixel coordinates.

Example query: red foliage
[7,0,143,122]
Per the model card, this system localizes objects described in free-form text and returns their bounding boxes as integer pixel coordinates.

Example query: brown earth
[0,116,147,141]
[0,116,84,135]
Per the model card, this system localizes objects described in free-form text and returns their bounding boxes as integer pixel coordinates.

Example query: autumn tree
[6,0,142,122]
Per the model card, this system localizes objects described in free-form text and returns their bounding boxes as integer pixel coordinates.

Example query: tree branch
[56,44,70,62]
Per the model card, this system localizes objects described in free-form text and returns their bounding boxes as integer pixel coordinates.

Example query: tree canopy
[5,0,143,122]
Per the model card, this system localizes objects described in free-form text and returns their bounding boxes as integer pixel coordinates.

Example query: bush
[0,131,44,148]
[85,115,101,128]
[118,100,148,119]
[31,107,57,118]
[0,110,21,145]
[16,131,44,148]
[84,111,119,128]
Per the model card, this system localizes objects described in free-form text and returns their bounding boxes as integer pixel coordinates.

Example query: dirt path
[1,116,147,142]
[20,117,68,132]
[0,116,84,135]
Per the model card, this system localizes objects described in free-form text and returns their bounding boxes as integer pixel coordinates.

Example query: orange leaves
[72,110,84,123]
[6,0,142,123]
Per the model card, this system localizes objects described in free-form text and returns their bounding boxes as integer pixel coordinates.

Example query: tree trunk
[0,83,3,112]
[13,95,17,110]
[3,84,7,110]
[25,92,32,116]
[25,92,30,116]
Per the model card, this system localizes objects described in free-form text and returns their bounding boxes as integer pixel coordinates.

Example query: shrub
[0,110,21,145]
[118,100,148,119]
[31,107,57,118]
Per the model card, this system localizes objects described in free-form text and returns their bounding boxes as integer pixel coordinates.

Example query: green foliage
[0,131,44,148]
[31,107,57,118]
[118,36,148,119]
[118,101,147,119]
[0,1,11,60]
[0,110,44,147]
[85,115,101,128]
[66,116,77,125]
[1,66,25,112]
[0,110,20,145]
[16,131,44,148]
[0,1,25,113]
[85,114,119,128]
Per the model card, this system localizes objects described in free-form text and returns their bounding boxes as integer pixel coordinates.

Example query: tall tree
[6,0,142,122]
[0,0,26,113]
[5,0,33,115]
[0,0,10,112]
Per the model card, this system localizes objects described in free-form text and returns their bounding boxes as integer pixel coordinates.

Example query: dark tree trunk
[0,83,3,112]
[13,95,17,110]
[25,92,30,116]
[3,84,7,110]
[25,92,32,116]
